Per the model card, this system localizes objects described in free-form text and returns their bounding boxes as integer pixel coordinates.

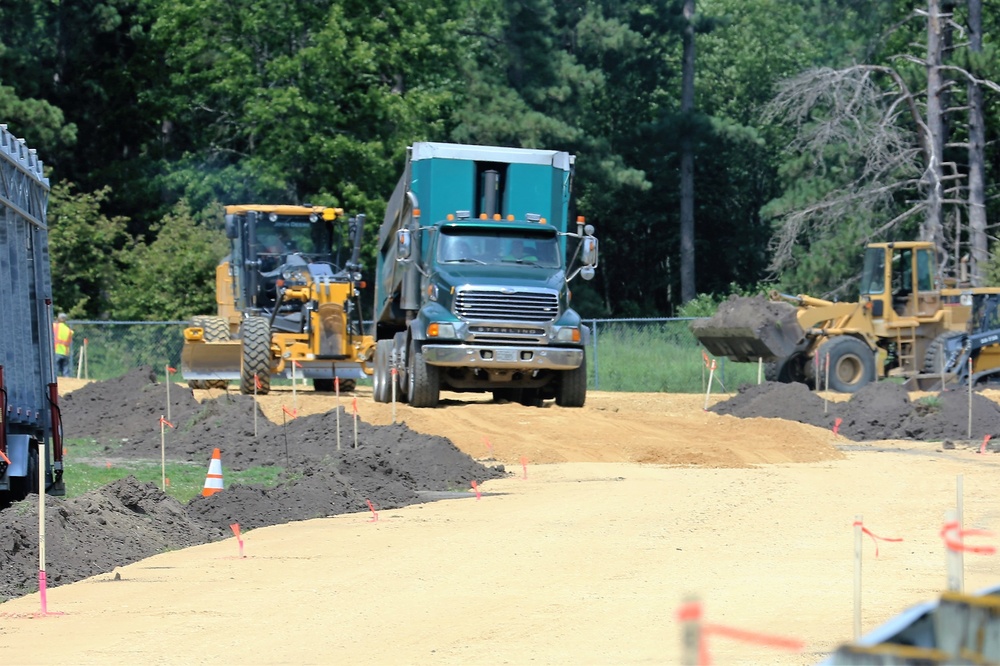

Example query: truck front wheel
[555,355,587,407]
[407,340,440,408]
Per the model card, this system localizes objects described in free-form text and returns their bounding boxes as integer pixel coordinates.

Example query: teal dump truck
[372,142,599,408]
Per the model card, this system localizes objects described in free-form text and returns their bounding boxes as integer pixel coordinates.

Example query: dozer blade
[181,340,243,380]
[690,295,804,363]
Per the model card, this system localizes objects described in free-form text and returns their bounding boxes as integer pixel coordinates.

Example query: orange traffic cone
[202,448,224,496]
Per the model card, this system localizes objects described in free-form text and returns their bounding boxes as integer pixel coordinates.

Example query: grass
[63,438,285,504]
[590,321,762,393]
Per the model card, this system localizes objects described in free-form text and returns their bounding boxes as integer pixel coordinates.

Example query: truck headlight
[555,327,580,342]
[428,323,456,338]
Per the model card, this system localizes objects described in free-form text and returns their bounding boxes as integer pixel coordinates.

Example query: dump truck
[691,241,1000,392]
[371,142,599,408]
[0,124,65,506]
[181,204,375,394]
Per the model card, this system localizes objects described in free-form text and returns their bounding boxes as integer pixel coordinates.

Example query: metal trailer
[0,124,65,506]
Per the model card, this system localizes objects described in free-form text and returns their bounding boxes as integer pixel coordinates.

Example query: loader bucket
[690,295,804,363]
[181,340,243,381]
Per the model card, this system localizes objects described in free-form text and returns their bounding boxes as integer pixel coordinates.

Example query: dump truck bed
[690,295,804,362]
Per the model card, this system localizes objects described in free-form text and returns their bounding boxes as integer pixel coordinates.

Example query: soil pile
[1,369,505,599]
[60,367,205,446]
[712,380,1000,444]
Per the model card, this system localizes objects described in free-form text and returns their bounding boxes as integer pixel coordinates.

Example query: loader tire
[923,332,963,375]
[407,340,440,408]
[240,316,272,395]
[555,355,587,407]
[816,336,876,393]
[764,354,808,385]
[372,340,393,403]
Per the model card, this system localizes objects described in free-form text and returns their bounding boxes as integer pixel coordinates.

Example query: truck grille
[454,289,558,323]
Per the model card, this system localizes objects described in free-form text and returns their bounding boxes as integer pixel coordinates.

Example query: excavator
[181,204,375,394]
[691,241,1000,392]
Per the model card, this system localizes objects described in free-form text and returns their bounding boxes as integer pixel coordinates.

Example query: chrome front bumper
[421,344,583,370]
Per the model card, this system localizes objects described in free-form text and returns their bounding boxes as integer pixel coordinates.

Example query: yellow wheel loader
[691,241,1000,392]
[181,205,376,394]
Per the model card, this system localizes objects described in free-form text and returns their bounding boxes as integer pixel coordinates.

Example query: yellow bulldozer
[692,241,1000,392]
[181,204,376,394]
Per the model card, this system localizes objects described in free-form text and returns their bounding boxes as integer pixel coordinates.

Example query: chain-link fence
[66,318,761,393]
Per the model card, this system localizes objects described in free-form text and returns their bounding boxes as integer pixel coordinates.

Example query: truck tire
[201,316,231,389]
[555,355,587,407]
[314,378,357,393]
[7,441,38,503]
[393,332,410,402]
[240,316,272,395]
[816,336,876,393]
[373,340,392,403]
[519,388,543,407]
[407,340,440,408]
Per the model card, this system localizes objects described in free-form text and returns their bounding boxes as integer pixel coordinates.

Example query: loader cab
[225,205,341,314]
[859,242,939,319]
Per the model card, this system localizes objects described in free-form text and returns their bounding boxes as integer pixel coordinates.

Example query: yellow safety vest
[53,322,73,356]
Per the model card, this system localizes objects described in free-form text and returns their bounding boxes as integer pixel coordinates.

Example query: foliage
[4,0,1000,320]
[47,183,133,318]
[110,200,228,320]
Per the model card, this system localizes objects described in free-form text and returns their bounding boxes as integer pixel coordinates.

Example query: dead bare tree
[762,65,925,274]
[764,0,1000,286]
[966,0,987,284]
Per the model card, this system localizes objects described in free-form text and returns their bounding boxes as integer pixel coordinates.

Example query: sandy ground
[3,383,1000,665]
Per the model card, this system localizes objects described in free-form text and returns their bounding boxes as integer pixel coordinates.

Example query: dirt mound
[837,381,911,440]
[2,373,506,599]
[712,380,1000,444]
[0,477,218,599]
[710,381,837,430]
[60,366,204,445]
[901,389,1000,442]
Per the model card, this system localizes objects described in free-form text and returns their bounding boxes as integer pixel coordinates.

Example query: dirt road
[3,384,1000,665]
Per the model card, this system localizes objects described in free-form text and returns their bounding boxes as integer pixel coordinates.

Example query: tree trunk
[679,0,696,303]
[922,0,945,245]
[967,0,987,285]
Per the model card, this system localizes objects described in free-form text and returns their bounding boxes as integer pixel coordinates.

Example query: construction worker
[53,313,73,377]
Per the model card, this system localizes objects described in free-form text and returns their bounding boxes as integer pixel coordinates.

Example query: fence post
[590,319,599,390]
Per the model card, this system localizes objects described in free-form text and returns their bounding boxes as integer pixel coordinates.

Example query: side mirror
[397,228,412,261]
[581,236,599,267]
[579,266,595,281]
[224,214,239,240]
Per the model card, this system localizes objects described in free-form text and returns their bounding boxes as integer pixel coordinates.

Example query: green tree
[48,184,133,318]
[110,200,228,320]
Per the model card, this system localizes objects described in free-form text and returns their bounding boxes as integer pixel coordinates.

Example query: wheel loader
[181,204,376,394]
[691,241,1000,392]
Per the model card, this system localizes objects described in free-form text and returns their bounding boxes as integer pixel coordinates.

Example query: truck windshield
[859,247,886,296]
[256,215,333,261]
[437,230,561,268]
